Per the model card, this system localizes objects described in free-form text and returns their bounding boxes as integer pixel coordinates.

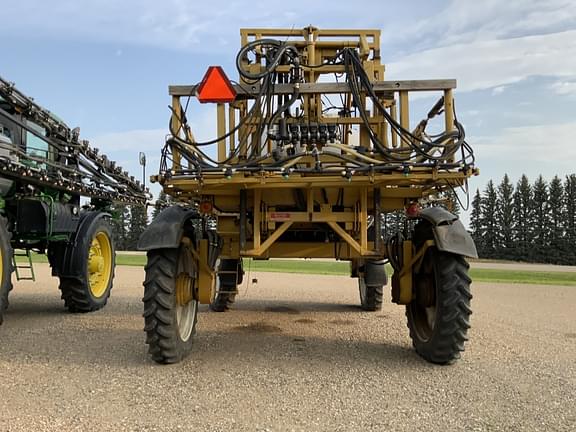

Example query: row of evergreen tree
[111,176,576,265]
[470,174,576,264]
[110,204,148,251]
[110,192,170,250]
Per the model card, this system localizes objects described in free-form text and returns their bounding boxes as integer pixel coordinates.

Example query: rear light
[199,201,213,214]
[405,202,421,218]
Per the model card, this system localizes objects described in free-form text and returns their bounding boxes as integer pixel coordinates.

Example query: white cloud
[387,30,576,93]
[491,86,506,96]
[0,1,355,52]
[472,121,576,166]
[384,0,576,54]
[1,1,234,50]
[550,80,576,96]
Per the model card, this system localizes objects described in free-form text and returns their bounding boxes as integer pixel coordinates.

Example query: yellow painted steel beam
[360,188,368,250]
[262,211,356,223]
[193,239,215,304]
[399,239,435,277]
[397,239,413,304]
[170,96,182,170]
[390,101,398,148]
[264,243,344,258]
[444,89,455,163]
[217,103,226,162]
[228,105,236,154]
[399,91,409,148]
[326,221,378,256]
[244,221,293,256]
[169,81,457,97]
[165,174,468,193]
[253,189,262,251]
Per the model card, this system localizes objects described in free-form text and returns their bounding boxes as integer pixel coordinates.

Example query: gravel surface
[0,264,574,431]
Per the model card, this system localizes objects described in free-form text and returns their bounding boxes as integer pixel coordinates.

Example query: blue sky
[2,0,575,224]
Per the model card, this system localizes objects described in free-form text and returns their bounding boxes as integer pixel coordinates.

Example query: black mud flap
[48,211,111,278]
[138,206,199,251]
[418,207,478,259]
[364,259,387,286]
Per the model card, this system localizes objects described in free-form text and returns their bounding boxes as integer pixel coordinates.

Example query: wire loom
[161,39,475,178]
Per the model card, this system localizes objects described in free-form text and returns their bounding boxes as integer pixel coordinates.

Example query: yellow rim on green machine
[87,232,112,298]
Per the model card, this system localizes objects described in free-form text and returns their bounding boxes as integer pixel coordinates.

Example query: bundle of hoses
[164,39,474,175]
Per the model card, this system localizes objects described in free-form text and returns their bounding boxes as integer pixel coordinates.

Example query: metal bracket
[188,238,215,304]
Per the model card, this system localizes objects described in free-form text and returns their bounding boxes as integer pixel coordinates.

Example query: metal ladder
[12,249,35,281]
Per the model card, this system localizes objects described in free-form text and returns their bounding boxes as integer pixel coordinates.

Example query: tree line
[111,176,576,265]
[110,191,171,250]
[109,203,148,251]
[470,173,576,265]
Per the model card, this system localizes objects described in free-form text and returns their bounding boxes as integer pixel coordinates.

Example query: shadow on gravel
[4,298,68,319]
[193,328,421,369]
[2,296,426,369]
[233,299,362,313]
[0,320,427,369]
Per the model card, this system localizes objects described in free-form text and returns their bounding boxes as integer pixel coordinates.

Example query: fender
[418,207,478,259]
[49,211,111,278]
[363,259,387,286]
[138,206,199,251]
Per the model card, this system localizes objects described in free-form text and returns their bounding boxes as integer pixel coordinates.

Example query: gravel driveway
[0,264,574,431]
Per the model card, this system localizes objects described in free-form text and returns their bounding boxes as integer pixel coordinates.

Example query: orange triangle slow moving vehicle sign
[196,66,236,103]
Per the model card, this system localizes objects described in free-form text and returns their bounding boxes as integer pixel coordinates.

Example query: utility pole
[139,152,146,188]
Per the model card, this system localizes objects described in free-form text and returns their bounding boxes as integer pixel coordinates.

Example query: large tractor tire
[143,241,199,364]
[59,217,115,312]
[0,216,13,325]
[358,260,386,311]
[210,259,243,312]
[406,248,472,364]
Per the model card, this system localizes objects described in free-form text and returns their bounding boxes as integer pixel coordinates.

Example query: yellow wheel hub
[88,232,112,298]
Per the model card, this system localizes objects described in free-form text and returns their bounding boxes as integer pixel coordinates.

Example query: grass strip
[17,253,576,286]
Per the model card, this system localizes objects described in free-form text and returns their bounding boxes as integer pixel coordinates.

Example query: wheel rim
[88,231,112,298]
[175,245,198,342]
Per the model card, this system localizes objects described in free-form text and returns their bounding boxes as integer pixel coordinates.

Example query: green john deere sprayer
[140,26,479,365]
[0,76,148,325]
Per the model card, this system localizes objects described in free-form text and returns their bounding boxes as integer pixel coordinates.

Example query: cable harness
[162,39,475,179]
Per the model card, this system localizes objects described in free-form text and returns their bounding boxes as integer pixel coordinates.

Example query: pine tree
[547,176,564,264]
[127,204,149,250]
[481,180,498,257]
[470,189,484,256]
[496,174,515,259]
[531,175,549,262]
[513,175,532,261]
[564,174,576,265]
[110,203,129,251]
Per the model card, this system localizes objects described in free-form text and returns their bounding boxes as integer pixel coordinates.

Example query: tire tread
[407,251,472,365]
[143,249,197,364]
